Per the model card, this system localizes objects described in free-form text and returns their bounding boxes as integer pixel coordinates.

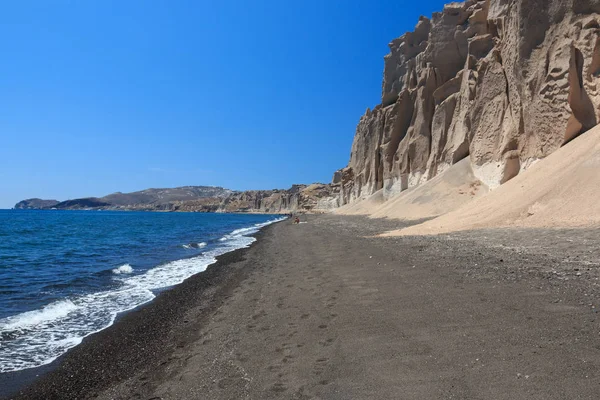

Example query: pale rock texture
[335,0,600,204]
[215,184,340,214]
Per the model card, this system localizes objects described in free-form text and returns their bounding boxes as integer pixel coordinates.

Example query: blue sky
[0,0,446,208]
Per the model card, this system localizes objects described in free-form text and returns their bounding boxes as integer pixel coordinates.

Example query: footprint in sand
[251,310,266,320]
[319,337,336,347]
[218,377,238,389]
[271,382,288,393]
[282,354,295,363]
[276,296,286,308]
[268,364,282,372]
[313,357,330,376]
[288,330,299,338]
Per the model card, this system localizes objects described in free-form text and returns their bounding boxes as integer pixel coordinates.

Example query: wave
[218,217,286,242]
[0,300,78,331]
[112,264,134,274]
[182,242,207,249]
[0,216,285,373]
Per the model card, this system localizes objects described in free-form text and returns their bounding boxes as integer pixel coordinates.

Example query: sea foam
[112,264,134,274]
[182,242,207,249]
[0,300,78,331]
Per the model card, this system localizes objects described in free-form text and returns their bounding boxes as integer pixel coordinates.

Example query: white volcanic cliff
[334,0,600,205]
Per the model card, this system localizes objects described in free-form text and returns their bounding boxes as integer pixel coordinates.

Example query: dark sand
[7,215,600,399]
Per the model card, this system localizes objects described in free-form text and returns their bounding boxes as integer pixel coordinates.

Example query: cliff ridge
[335,0,600,207]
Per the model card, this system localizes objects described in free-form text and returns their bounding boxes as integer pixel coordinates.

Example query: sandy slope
[336,157,488,221]
[383,125,600,236]
[333,189,386,216]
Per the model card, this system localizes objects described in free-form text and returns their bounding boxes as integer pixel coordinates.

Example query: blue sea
[0,210,284,373]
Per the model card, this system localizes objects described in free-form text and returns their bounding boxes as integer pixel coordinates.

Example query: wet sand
[8,215,600,399]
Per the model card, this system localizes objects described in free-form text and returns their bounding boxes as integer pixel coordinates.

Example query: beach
[8,215,600,399]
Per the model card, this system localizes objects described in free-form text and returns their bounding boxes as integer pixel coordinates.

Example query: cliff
[214,184,339,214]
[335,0,600,205]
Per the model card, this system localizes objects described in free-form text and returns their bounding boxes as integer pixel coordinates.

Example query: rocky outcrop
[335,0,600,204]
[215,184,339,213]
[14,198,59,209]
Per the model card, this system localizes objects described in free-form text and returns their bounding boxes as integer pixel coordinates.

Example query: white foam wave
[182,242,207,249]
[218,217,286,242]
[0,216,286,373]
[1,300,78,331]
[112,264,133,274]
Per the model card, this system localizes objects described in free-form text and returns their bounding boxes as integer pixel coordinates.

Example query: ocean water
[0,210,284,373]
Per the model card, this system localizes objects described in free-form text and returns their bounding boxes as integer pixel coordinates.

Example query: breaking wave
[182,242,207,249]
[112,264,134,274]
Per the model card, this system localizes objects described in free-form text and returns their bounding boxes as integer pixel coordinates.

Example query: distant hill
[52,198,112,210]
[14,184,340,213]
[44,186,234,210]
[14,198,60,209]
[99,186,233,207]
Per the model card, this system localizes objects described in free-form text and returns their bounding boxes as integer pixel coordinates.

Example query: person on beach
[294,216,300,224]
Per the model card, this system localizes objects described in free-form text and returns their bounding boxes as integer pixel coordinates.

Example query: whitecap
[112,264,134,274]
[182,242,207,249]
[218,217,286,242]
[0,300,78,331]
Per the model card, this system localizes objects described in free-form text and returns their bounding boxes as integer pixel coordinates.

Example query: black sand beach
[6,215,600,399]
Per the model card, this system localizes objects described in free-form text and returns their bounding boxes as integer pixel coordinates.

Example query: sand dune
[335,157,488,221]
[382,125,600,236]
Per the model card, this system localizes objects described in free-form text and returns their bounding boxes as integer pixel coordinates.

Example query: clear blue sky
[0,0,446,209]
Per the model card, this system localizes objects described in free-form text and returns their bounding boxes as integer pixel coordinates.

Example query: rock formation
[335,0,600,205]
[214,184,339,214]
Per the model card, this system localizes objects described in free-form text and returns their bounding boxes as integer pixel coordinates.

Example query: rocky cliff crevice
[335,0,600,204]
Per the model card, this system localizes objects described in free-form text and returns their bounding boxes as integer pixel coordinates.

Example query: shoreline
[1,223,277,400]
[7,215,600,399]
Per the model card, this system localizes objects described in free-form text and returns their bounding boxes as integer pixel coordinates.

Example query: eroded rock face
[337,0,600,203]
[216,184,340,213]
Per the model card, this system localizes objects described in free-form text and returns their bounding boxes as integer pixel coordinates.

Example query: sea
[0,210,285,374]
